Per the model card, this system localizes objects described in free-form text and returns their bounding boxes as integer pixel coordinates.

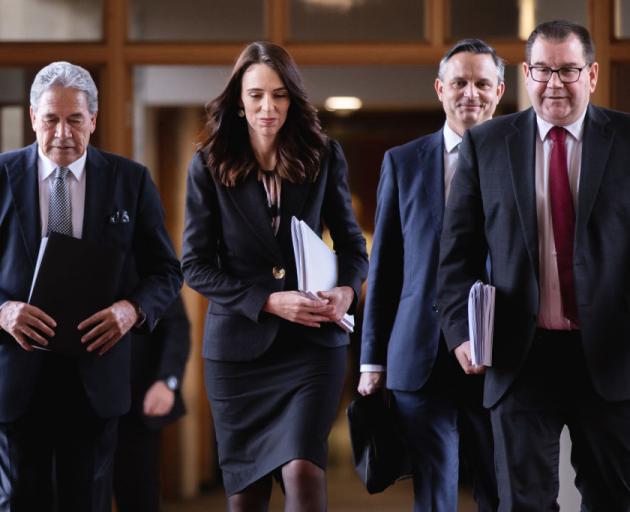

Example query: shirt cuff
[360,364,386,373]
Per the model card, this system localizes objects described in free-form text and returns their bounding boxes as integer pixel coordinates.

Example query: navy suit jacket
[182,139,368,362]
[438,105,630,408]
[361,130,445,391]
[0,143,183,422]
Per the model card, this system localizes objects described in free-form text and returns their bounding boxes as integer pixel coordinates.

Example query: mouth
[51,141,75,150]
[259,118,276,125]
[458,103,482,111]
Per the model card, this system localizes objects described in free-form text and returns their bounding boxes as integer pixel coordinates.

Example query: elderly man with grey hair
[0,61,182,511]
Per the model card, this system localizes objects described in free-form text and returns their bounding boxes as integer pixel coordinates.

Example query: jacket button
[272,266,285,279]
[432,303,439,313]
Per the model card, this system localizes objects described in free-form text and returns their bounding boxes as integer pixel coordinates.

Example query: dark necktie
[48,167,73,236]
[548,126,578,324]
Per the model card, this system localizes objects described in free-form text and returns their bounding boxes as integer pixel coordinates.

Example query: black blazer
[0,143,183,422]
[438,105,630,408]
[182,139,368,361]
[127,295,190,430]
[360,131,445,391]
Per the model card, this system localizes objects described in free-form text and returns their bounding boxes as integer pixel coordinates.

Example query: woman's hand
[317,286,354,322]
[263,291,334,327]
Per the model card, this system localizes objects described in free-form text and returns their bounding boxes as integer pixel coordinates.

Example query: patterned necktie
[48,167,73,236]
[548,126,578,324]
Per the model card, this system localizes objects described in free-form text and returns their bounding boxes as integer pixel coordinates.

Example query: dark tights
[227,459,326,512]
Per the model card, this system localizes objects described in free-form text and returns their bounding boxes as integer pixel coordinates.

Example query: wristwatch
[165,376,179,391]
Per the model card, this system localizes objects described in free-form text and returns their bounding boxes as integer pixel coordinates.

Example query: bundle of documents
[291,217,354,333]
[467,280,495,367]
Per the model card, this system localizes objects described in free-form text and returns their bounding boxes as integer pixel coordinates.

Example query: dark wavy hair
[199,41,328,187]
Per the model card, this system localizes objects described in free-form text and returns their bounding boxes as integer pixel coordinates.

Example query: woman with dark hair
[182,41,368,511]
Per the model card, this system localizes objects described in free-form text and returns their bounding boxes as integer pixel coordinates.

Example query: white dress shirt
[37,147,87,239]
[535,111,586,330]
[360,124,462,373]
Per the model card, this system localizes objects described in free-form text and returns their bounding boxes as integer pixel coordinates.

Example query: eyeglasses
[527,65,589,84]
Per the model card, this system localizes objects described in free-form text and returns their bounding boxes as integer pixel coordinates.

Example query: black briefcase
[346,391,412,494]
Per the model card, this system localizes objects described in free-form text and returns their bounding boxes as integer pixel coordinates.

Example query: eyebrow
[531,61,582,67]
[246,87,288,92]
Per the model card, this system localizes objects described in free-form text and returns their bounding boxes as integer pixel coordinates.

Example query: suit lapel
[417,131,445,232]
[576,105,612,237]
[5,143,40,265]
[226,171,281,259]
[507,109,539,279]
[280,179,311,229]
[82,146,115,243]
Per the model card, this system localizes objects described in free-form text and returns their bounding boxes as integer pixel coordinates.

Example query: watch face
[166,376,178,391]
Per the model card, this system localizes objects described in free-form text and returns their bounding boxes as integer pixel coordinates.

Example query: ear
[496,81,506,102]
[434,78,444,101]
[29,106,37,131]
[89,111,98,134]
[588,62,599,93]
[521,62,529,81]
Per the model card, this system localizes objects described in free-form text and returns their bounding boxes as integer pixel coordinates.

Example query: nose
[55,121,71,138]
[463,82,478,98]
[261,94,274,112]
[547,70,564,88]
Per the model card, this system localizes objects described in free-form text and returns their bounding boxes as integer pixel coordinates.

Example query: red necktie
[548,126,579,325]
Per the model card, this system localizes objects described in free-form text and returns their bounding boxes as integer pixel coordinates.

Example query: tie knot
[549,126,567,143]
[54,167,70,180]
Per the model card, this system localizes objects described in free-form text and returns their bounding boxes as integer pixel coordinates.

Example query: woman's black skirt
[204,334,347,496]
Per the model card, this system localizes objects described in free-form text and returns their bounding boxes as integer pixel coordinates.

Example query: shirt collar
[37,146,87,182]
[536,108,587,143]
[443,122,463,153]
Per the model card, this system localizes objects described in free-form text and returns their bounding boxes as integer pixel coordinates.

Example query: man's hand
[317,286,354,322]
[357,371,385,396]
[454,340,486,375]
[263,291,334,327]
[143,380,175,417]
[78,300,138,356]
[0,301,55,351]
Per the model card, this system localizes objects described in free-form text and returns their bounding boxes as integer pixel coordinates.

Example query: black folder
[28,232,124,357]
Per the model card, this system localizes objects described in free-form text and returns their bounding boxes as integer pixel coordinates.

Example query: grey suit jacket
[438,105,630,408]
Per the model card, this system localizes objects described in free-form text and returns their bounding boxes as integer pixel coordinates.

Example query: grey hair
[438,38,505,84]
[30,61,98,114]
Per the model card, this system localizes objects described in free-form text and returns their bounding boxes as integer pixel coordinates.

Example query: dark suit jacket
[127,295,189,430]
[360,131,445,391]
[0,143,183,422]
[182,139,368,361]
[438,105,630,408]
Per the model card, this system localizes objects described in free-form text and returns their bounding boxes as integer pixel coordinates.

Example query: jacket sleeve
[127,166,183,332]
[437,130,488,351]
[360,150,404,366]
[181,152,270,322]
[321,140,369,313]
[155,295,190,381]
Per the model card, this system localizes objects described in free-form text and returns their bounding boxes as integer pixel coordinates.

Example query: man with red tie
[438,20,630,511]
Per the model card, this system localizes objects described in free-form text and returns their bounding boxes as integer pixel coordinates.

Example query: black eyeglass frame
[526,64,590,84]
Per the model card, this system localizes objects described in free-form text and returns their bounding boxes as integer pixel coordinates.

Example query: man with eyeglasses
[438,19,630,510]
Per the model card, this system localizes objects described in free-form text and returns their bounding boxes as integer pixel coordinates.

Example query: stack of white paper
[467,280,495,367]
[291,217,354,333]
